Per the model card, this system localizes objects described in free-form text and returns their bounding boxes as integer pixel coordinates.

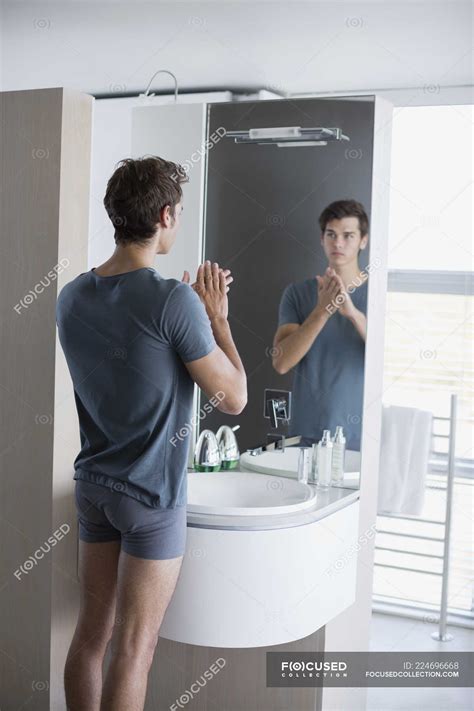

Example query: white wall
[130,103,207,280]
[88,91,231,270]
[323,95,393,711]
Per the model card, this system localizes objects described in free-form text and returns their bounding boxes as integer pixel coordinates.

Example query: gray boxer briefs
[74,480,187,560]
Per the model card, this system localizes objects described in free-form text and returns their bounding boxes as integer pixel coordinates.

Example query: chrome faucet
[246,434,302,456]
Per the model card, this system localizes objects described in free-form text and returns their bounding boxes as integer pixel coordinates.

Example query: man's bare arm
[272,273,340,374]
[184,261,247,415]
[272,307,330,374]
[347,308,367,342]
[185,319,247,415]
[328,268,367,343]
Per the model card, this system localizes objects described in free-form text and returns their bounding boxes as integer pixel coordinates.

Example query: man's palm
[182,267,233,294]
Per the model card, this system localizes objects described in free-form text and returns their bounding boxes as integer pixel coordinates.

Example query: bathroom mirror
[200,96,376,491]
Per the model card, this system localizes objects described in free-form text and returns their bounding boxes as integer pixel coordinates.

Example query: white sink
[187,470,316,516]
[240,447,361,479]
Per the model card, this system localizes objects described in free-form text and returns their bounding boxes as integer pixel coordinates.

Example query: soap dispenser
[193,429,221,472]
[216,425,240,470]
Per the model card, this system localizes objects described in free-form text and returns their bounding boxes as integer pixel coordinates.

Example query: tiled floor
[366,612,473,711]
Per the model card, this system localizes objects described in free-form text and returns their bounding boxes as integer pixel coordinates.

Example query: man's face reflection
[320,216,368,268]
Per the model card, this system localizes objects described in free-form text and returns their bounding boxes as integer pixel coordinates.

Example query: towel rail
[376,546,443,559]
[376,530,445,542]
[376,564,443,576]
[378,513,444,524]
[373,393,459,640]
[435,393,457,641]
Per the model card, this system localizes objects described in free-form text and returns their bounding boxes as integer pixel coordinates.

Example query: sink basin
[240,447,361,478]
[187,470,316,516]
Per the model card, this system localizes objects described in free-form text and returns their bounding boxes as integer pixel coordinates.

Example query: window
[373,105,473,623]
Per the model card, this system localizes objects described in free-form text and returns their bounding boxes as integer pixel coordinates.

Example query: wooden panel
[146,627,324,711]
[50,88,93,711]
[0,86,63,711]
[0,87,92,711]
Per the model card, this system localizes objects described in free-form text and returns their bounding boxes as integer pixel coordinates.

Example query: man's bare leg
[64,540,121,711]
[100,551,184,711]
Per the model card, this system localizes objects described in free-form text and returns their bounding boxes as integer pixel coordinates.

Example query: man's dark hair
[319,199,369,236]
[103,156,188,245]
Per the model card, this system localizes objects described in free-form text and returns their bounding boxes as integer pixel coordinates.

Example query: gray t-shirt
[278,277,368,450]
[56,267,216,509]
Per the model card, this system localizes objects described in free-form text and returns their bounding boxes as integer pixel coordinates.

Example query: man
[272,199,369,451]
[56,156,247,711]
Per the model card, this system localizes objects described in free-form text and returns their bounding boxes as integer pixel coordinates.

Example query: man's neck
[97,243,158,273]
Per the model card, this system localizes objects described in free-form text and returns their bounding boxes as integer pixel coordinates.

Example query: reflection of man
[272,199,369,450]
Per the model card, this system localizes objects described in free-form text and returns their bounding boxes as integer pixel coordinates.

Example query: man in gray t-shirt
[56,267,217,509]
[273,199,370,451]
[277,276,367,450]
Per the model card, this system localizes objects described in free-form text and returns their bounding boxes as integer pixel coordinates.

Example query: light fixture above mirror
[224,125,350,147]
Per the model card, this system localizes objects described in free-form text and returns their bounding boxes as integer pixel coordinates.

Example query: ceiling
[1,1,472,99]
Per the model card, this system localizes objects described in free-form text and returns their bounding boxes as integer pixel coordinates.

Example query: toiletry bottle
[297,447,310,485]
[331,426,346,485]
[316,430,333,490]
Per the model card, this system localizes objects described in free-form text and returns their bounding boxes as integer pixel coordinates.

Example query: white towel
[377,405,433,515]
